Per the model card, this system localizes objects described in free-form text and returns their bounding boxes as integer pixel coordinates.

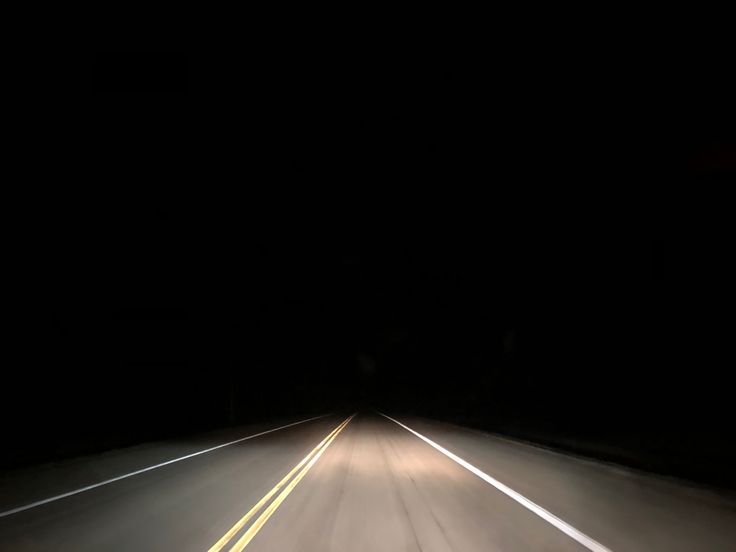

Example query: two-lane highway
[1,413,735,551]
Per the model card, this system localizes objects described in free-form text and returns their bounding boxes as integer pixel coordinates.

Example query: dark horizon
[7,49,735,493]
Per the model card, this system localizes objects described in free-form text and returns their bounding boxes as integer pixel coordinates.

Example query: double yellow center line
[208,414,355,552]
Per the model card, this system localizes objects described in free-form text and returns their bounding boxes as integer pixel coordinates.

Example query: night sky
[7,47,735,487]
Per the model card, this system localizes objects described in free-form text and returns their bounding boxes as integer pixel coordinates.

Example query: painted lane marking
[227,414,355,551]
[0,414,330,519]
[208,415,352,552]
[379,413,611,552]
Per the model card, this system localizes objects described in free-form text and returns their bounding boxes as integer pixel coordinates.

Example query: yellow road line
[207,415,353,552]
[228,413,355,551]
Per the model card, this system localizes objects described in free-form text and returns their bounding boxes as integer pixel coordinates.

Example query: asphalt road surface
[1,413,735,551]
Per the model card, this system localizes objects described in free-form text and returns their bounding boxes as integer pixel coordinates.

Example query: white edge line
[378,412,612,552]
[0,414,330,518]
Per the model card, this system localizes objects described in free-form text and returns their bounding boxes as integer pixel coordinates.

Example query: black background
[6,44,735,488]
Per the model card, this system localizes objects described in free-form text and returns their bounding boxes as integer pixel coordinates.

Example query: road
[1,413,735,551]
